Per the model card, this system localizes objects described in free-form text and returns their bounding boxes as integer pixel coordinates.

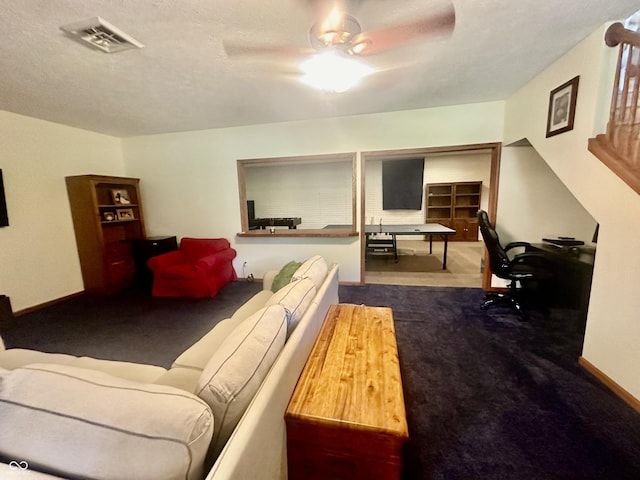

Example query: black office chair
[477,210,553,318]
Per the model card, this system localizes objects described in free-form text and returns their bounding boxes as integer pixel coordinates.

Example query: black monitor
[247,200,255,222]
[247,200,257,229]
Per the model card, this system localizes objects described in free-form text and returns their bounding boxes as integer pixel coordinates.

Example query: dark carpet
[339,284,640,480]
[2,281,262,368]
[3,282,639,479]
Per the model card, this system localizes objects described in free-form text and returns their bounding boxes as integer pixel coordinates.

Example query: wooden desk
[526,243,595,321]
[285,304,409,480]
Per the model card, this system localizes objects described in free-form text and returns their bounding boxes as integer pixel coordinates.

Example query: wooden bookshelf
[66,175,146,294]
[426,181,481,241]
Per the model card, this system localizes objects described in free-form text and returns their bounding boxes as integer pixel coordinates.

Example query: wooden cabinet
[285,304,409,480]
[426,181,481,241]
[65,175,146,294]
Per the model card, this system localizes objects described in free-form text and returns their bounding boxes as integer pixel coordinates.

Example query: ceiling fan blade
[305,0,352,18]
[351,2,455,56]
[223,40,314,61]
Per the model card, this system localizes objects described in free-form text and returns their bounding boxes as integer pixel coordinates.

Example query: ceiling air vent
[60,17,144,53]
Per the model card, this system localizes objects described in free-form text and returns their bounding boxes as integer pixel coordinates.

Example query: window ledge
[237,228,358,238]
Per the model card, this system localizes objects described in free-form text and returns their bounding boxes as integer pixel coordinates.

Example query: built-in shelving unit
[425,183,453,220]
[426,181,481,241]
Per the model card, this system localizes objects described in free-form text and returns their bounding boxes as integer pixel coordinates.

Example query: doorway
[360,143,502,287]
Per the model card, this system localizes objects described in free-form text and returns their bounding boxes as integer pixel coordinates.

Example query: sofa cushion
[72,356,166,383]
[172,318,236,371]
[265,278,316,335]
[291,255,328,289]
[154,367,202,393]
[0,349,77,371]
[229,289,274,323]
[271,260,302,291]
[0,463,62,479]
[172,285,263,372]
[196,304,287,459]
[0,363,213,480]
[172,289,274,371]
[0,349,167,384]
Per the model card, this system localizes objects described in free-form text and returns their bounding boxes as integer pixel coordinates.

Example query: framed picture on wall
[546,76,579,138]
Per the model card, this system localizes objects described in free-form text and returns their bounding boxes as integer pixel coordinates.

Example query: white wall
[121,102,505,284]
[504,25,640,399]
[0,111,124,311]
[245,159,353,229]
[491,144,597,288]
[497,145,596,244]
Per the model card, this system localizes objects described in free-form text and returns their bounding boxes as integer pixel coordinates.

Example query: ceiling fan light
[318,30,339,46]
[310,13,362,50]
[299,50,373,93]
[350,40,369,55]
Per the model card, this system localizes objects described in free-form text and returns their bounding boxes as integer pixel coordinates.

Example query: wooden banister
[605,22,640,47]
[589,22,640,195]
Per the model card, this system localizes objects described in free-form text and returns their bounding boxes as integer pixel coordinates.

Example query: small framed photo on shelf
[116,208,135,220]
[110,189,131,205]
[546,75,579,138]
[103,211,116,222]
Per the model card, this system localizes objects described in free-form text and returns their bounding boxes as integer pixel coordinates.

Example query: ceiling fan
[223,0,456,91]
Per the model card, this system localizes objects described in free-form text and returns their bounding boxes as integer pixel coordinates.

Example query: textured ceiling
[0,0,638,138]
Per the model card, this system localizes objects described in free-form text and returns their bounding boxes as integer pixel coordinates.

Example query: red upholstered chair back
[179,238,231,263]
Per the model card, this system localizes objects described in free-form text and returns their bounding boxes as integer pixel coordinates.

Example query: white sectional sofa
[0,256,339,480]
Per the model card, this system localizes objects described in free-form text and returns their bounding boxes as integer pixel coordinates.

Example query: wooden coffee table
[285,304,409,480]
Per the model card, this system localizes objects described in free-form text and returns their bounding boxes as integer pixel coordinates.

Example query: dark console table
[132,236,178,290]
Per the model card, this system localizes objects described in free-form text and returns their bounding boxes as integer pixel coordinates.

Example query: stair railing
[589,22,640,195]
[606,23,640,159]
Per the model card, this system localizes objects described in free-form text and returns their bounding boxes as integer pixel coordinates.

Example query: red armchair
[147,238,237,298]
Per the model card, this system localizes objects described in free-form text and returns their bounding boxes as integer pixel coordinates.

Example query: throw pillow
[271,260,302,292]
[0,363,213,480]
[291,255,328,289]
[265,278,316,336]
[196,304,287,460]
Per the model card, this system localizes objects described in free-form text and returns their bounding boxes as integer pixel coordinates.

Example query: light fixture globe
[309,13,362,51]
[299,49,373,92]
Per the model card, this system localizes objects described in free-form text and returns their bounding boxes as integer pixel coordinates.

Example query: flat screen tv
[382,158,424,210]
[0,169,8,227]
